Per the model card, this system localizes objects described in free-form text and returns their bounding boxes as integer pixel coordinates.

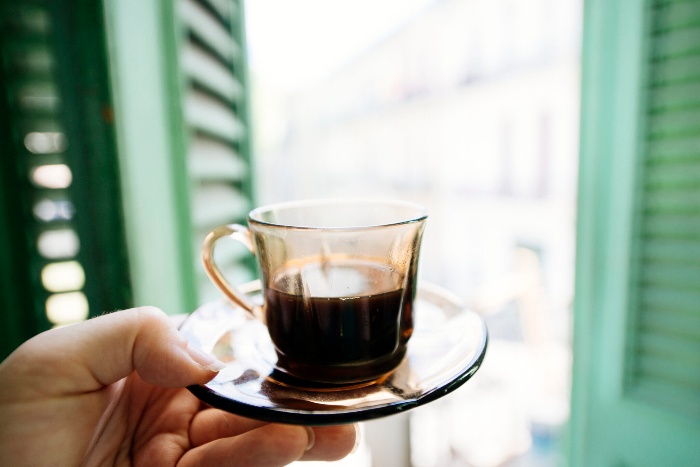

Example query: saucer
[180,283,488,425]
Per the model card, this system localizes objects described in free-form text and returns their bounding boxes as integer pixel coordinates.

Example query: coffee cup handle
[201,224,265,322]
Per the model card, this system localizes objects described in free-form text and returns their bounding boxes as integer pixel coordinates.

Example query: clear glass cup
[201,198,428,383]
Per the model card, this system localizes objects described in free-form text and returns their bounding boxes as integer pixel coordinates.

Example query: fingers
[189,408,268,446]
[1,307,224,396]
[189,409,359,463]
[301,424,360,462]
[180,423,311,467]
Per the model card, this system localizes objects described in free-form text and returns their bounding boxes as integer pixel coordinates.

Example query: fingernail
[186,344,226,372]
[350,423,362,454]
[304,427,316,451]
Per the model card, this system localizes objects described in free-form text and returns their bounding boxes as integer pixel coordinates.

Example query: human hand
[0,307,359,466]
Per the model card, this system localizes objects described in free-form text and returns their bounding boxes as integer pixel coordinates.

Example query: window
[246,0,581,464]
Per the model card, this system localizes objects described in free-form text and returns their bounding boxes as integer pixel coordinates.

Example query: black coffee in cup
[264,257,414,383]
[202,199,427,384]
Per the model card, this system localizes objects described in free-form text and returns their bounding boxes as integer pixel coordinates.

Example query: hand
[0,307,358,466]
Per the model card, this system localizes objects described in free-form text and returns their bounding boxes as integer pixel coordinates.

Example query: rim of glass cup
[248,198,428,230]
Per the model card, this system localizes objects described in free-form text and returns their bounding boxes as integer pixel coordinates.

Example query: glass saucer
[180,282,488,425]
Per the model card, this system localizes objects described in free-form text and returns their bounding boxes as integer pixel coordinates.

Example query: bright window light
[24,131,67,154]
[33,199,75,222]
[46,291,89,325]
[41,261,85,292]
[31,164,73,189]
[37,229,80,259]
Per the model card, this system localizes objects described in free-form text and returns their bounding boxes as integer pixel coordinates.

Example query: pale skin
[0,307,358,466]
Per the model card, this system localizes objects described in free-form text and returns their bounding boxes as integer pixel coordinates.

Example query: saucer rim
[186,341,487,425]
[182,283,488,425]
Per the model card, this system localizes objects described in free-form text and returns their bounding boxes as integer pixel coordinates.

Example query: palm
[128,378,200,465]
[82,374,229,466]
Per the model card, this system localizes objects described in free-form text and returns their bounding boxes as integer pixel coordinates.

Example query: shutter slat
[201,0,235,24]
[16,118,62,134]
[642,239,700,264]
[640,307,700,342]
[640,262,700,289]
[190,183,248,227]
[642,186,700,213]
[650,24,700,59]
[636,352,700,390]
[185,89,244,142]
[181,41,242,102]
[643,214,700,239]
[648,81,700,111]
[188,135,247,180]
[17,82,60,114]
[7,6,51,35]
[640,285,700,315]
[645,160,700,189]
[647,134,700,161]
[648,107,700,138]
[653,1,700,33]
[10,47,54,76]
[179,0,239,63]
[630,377,700,418]
[650,53,700,86]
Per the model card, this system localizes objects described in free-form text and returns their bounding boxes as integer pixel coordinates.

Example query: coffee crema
[264,258,414,383]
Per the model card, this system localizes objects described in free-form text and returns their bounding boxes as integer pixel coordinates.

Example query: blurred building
[252,0,582,465]
[255,0,580,336]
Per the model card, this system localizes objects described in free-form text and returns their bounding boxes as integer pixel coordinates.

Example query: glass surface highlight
[180,282,487,425]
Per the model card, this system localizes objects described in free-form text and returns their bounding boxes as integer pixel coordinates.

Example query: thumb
[1,306,225,395]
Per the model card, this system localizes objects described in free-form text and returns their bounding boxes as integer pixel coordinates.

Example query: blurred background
[0,0,697,466]
[246,1,580,465]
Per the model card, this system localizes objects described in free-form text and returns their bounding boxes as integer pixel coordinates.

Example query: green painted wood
[171,0,255,304]
[0,10,48,357]
[0,0,133,358]
[569,0,700,465]
[105,0,198,314]
[49,0,133,316]
[105,0,255,312]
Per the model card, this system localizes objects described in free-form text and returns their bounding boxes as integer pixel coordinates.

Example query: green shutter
[570,0,700,465]
[105,0,255,313]
[626,0,700,415]
[174,0,256,304]
[0,0,132,358]
[0,0,253,356]
[0,5,50,357]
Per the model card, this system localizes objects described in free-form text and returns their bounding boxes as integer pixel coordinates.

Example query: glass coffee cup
[201,199,427,384]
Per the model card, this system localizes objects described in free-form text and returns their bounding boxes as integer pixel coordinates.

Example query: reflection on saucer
[181,283,488,425]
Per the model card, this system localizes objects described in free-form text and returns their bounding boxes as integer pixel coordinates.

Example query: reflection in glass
[41,261,85,292]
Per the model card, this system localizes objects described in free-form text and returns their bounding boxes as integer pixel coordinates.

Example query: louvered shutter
[627,0,700,415]
[570,0,700,465]
[176,0,256,304]
[105,0,255,312]
[0,0,132,358]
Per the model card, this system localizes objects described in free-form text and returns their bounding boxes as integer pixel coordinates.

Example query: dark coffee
[264,258,414,383]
